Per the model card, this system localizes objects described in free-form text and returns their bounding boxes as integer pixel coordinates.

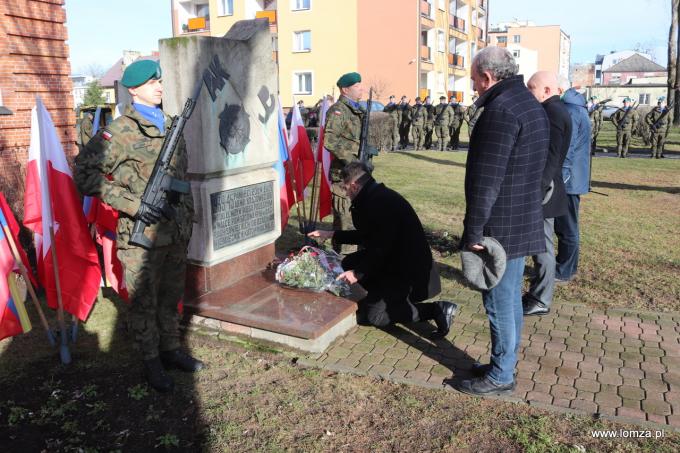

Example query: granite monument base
[184,265,358,353]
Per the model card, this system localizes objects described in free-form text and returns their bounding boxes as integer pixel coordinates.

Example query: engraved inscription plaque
[211,182,275,250]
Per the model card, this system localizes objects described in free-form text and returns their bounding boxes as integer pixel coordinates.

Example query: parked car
[358,100,385,112]
[601,105,620,120]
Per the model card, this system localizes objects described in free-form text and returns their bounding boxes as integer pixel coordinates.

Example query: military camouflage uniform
[448,102,465,150]
[398,102,411,148]
[589,105,603,154]
[432,103,453,151]
[464,104,483,139]
[74,104,194,360]
[324,95,364,253]
[423,102,434,149]
[410,104,427,150]
[611,107,638,157]
[645,106,672,158]
[76,113,94,152]
[383,101,401,151]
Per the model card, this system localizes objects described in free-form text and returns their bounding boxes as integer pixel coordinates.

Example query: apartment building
[593,50,653,85]
[488,21,570,82]
[170,0,488,105]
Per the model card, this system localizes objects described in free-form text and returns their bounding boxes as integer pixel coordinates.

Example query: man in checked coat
[455,47,550,396]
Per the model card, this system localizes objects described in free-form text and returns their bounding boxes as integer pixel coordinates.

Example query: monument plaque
[211,181,275,250]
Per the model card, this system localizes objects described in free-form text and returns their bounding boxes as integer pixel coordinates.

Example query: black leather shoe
[143,357,174,393]
[470,362,491,377]
[160,349,205,372]
[432,301,458,339]
[455,376,515,396]
[522,297,550,316]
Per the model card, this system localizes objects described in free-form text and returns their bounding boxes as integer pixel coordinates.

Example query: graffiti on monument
[257,86,275,125]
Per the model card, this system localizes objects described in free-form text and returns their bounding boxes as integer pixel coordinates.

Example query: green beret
[658,96,666,101]
[121,60,162,88]
[439,96,447,100]
[336,72,361,88]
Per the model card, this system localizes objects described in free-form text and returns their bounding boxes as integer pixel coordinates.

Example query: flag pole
[35,96,71,364]
[0,222,55,345]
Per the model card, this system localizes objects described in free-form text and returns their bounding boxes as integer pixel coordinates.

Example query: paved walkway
[301,288,680,429]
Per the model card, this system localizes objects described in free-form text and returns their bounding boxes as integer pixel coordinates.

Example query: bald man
[523,71,573,316]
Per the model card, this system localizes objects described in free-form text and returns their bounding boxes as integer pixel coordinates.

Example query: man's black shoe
[160,349,205,372]
[143,357,174,393]
[454,376,515,396]
[432,301,458,339]
[470,362,491,377]
[522,298,550,316]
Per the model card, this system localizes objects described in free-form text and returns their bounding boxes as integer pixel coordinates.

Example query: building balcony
[476,27,484,41]
[420,0,431,18]
[421,45,431,61]
[449,14,466,33]
[255,10,277,32]
[448,53,464,67]
[448,90,464,102]
[181,16,210,34]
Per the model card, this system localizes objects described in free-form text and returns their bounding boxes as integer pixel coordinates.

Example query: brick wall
[0,0,75,218]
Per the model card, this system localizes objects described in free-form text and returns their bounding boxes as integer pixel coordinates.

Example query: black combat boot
[160,349,205,372]
[143,357,174,393]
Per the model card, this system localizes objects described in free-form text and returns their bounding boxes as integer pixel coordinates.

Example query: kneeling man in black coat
[308,161,457,338]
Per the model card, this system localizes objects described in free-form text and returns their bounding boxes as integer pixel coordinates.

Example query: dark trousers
[554,194,581,280]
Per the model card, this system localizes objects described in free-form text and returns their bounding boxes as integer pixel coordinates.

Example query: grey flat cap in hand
[460,237,507,291]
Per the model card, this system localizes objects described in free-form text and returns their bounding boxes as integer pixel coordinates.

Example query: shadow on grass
[591,180,680,194]
[397,151,467,168]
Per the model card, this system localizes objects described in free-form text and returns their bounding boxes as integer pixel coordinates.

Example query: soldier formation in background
[645,96,672,158]
[587,96,605,155]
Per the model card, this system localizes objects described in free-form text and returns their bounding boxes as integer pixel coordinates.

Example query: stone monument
[159,20,356,352]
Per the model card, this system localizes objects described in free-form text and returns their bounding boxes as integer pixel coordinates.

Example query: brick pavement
[300,288,680,429]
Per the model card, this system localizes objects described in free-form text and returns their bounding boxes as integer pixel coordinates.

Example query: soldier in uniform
[423,96,434,149]
[611,97,638,158]
[323,72,366,253]
[645,96,672,158]
[448,96,465,150]
[410,97,427,150]
[398,96,411,149]
[76,111,95,152]
[587,96,604,155]
[432,96,452,151]
[74,60,203,393]
[464,96,483,139]
[383,95,401,151]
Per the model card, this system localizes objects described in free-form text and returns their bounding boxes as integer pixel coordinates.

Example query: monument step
[183,270,358,351]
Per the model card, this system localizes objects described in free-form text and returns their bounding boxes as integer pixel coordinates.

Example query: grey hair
[341,160,372,183]
[557,75,571,91]
[472,46,518,81]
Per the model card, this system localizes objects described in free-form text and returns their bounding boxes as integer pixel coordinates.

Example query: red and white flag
[315,98,333,220]
[23,97,101,321]
[287,102,315,199]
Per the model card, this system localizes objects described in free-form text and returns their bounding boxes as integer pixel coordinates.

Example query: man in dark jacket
[555,87,591,282]
[523,71,572,316]
[308,162,457,338]
[456,47,550,396]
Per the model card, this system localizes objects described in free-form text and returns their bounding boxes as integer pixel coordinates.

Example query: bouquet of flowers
[275,246,351,297]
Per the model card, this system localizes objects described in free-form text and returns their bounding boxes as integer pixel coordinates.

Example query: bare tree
[364,76,392,103]
[79,63,106,79]
[671,0,680,124]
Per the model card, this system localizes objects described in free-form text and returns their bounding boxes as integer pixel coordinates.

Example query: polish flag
[23,97,102,321]
[316,98,333,220]
[275,97,293,229]
[287,102,315,199]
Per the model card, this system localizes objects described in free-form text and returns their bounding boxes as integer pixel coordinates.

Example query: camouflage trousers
[434,125,449,151]
[448,124,462,149]
[331,181,356,254]
[650,132,666,157]
[412,125,425,150]
[391,121,400,150]
[616,131,632,157]
[118,244,188,360]
[424,125,433,149]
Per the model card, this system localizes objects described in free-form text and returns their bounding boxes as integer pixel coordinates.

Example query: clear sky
[66,0,671,74]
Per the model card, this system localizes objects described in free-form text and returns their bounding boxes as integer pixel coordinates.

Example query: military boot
[143,357,174,393]
[160,348,205,372]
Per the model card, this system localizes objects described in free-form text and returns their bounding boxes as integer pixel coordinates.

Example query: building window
[438,30,446,52]
[512,49,520,58]
[639,93,650,105]
[292,0,311,11]
[217,0,233,16]
[496,36,507,44]
[293,72,313,94]
[513,35,520,43]
[293,31,311,52]
[196,3,209,17]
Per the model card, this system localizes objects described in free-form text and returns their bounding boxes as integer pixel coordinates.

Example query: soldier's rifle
[358,87,378,165]
[650,102,674,133]
[616,101,638,132]
[129,72,206,249]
